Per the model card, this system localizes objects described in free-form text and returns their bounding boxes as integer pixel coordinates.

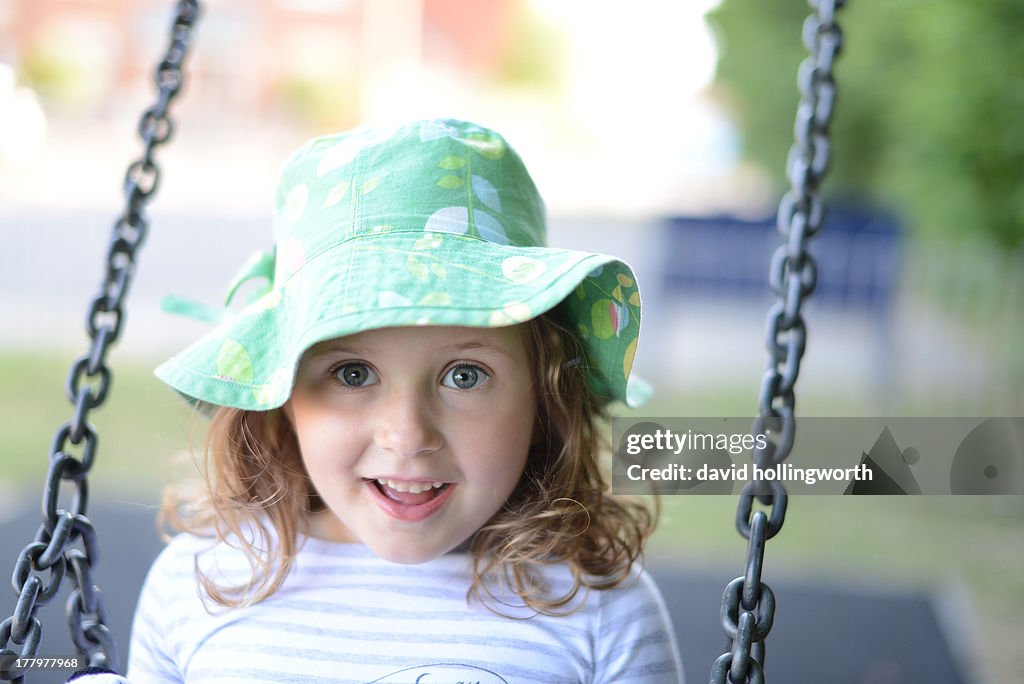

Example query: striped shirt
[126,532,684,683]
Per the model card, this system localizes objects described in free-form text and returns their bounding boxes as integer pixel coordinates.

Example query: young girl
[75,119,683,683]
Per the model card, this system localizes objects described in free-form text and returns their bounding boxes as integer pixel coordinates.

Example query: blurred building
[1,0,519,126]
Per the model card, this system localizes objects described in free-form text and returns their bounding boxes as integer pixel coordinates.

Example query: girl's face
[284,324,536,564]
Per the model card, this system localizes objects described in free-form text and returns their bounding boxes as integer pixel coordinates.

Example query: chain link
[710,1,844,682]
[0,2,201,680]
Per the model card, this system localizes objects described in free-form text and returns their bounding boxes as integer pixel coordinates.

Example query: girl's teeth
[376,478,445,494]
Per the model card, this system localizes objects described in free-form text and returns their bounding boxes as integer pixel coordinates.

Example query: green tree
[708,0,1024,249]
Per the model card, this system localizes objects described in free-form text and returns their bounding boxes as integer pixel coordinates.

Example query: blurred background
[1,0,1021,682]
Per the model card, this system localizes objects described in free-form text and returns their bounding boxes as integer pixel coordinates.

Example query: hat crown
[271,119,547,284]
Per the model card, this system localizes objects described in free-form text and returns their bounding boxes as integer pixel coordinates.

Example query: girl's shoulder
[585,562,671,614]
[148,530,213,572]
[602,564,676,631]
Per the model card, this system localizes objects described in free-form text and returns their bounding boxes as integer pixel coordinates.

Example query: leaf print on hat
[413,234,443,250]
[465,131,506,160]
[378,291,412,308]
[612,298,631,336]
[624,338,637,380]
[217,339,254,384]
[504,301,532,322]
[253,367,292,406]
[425,207,471,235]
[418,292,451,306]
[501,256,546,284]
[407,255,429,281]
[437,175,465,190]
[591,299,614,340]
[420,121,506,159]
[323,180,350,208]
[596,296,633,338]
[424,204,508,244]
[406,254,447,282]
[317,140,364,176]
[489,301,532,325]
[284,185,308,224]
[472,175,501,212]
[438,156,467,170]
[475,211,509,245]
[316,130,389,177]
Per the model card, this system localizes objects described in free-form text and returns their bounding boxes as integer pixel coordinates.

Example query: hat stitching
[273,228,546,292]
[158,256,615,391]
[188,238,593,331]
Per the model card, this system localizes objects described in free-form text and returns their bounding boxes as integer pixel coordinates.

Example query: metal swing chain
[0,2,201,680]
[709,1,844,683]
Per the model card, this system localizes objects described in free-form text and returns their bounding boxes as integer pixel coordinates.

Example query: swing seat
[0,501,973,684]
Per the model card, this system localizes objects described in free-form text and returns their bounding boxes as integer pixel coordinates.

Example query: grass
[0,350,193,494]
[1,351,1021,681]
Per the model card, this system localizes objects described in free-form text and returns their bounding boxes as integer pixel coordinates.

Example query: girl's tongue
[375,480,447,506]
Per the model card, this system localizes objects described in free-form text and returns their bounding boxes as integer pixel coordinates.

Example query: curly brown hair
[162,311,656,615]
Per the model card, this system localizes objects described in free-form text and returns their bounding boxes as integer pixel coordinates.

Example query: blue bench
[661,205,902,314]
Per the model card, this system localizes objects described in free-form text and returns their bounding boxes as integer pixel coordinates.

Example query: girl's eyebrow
[444,340,515,359]
[309,340,513,358]
[306,344,367,359]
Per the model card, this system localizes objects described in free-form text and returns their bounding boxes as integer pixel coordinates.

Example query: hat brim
[155,230,643,411]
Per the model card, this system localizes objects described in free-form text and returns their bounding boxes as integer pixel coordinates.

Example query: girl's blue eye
[443,364,489,390]
[335,363,379,387]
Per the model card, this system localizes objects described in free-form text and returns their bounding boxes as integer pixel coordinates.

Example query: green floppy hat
[155,119,647,410]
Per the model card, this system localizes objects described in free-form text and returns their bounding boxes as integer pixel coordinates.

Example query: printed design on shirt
[367,663,508,684]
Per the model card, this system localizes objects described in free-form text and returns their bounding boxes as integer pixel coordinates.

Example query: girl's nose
[373,387,444,458]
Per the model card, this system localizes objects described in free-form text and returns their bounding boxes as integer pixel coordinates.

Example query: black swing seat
[1,501,973,684]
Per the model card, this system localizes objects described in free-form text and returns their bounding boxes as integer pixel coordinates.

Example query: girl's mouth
[364,478,455,521]
[373,478,450,504]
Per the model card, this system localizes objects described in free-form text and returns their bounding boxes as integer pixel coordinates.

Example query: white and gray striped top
[126,532,683,683]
